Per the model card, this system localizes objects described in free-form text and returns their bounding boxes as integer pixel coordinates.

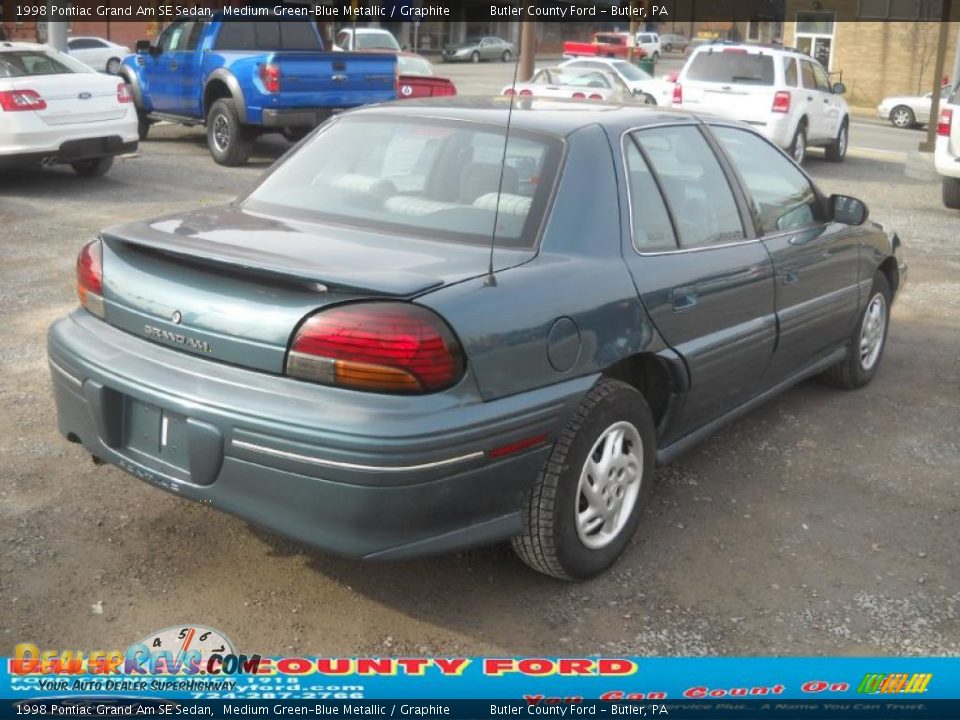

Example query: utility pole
[519,19,535,82]
[952,24,960,91]
[920,5,953,152]
[46,15,67,51]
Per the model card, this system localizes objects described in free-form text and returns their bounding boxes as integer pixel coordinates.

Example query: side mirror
[135,40,152,54]
[832,82,846,95]
[831,194,868,225]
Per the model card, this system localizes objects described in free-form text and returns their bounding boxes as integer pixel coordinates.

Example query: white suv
[934,86,960,209]
[634,32,661,61]
[674,44,849,164]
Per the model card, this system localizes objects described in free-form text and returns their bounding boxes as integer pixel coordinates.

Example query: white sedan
[878,85,952,128]
[559,57,675,106]
[503,67,637,102]
[0,43,139,177]
[67,36,130,75]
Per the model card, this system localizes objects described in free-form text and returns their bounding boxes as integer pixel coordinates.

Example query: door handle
[671,286,699,312]
[782,271,800,285]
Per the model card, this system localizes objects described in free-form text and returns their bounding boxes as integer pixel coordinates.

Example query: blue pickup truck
[119,17,397,165]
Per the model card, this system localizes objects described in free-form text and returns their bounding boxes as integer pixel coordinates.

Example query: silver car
[878,85,952,128]
[442,36,515,63]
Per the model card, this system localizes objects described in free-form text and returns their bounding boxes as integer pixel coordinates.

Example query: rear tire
[943,177,960,209]
[890,105,915,129]
[470,51,480,64]
[206,98,255,167]
[70,156,114,178]
[136,110,151,141]
[789,121,807,165]
[664,43,673,52]
[825,119,848,163]
[512,379,655,580]
[652,51,660,62]
[501,50,512,62]
[820,271,891,390]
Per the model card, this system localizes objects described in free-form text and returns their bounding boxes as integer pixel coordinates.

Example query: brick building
[782,1,959,108]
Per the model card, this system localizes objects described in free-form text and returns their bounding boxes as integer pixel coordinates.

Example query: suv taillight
[77,239,105,319]
[0,89,46,112]
[258,63,281,93]
[117,83,132,104]
[286,303,465,394]
[672,82,682,105]
[938,108,953,137]
[772,91,791,113]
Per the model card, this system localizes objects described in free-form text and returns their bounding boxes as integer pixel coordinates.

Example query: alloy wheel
[859,293,887,371]
[212,114,230,153]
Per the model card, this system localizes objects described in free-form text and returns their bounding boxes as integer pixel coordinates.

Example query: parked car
[684,38,713,56]
[48,98,906,580]
[0,42,138,176]
[935,86,960,209]
[634,32,661,61]
[878,84,952,128]
[66,36,130,74]
[396,53,456,99]
[674,44,849,164]
[442,36,514,63]
[503,67,635,102]
[563,32,644,60]
[118,17,397,165]
[333,27,400,52]
[560,57,674,105]
[660,33,689,53]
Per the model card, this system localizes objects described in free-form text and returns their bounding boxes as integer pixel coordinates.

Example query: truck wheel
[512,379,655,580]
[70,157,114,178]
[943,177,960,209]
[207,98,255,166]
[820,271,891,390]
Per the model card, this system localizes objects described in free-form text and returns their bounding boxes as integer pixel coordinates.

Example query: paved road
[1,86,957,659]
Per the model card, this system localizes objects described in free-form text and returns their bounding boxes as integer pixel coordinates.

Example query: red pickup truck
[562,32,648,59]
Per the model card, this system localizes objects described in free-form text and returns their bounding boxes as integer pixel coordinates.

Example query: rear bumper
[0,112,139,160]
[0,137,137,167]
[48,311,593,560]
[260,108,339,128]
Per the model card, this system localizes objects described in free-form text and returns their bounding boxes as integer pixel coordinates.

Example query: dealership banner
[4,633,960,718]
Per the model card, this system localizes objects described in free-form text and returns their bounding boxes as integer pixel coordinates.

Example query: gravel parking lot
[2,65,958,658]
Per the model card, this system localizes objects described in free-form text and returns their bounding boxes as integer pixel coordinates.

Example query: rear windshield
[356,32,399,50]
[539,69,612,89]
[215,21,321,51]
[0,50,91,77]
[687,51,775,85]
[244,116,561,248]
[398,55,435,76]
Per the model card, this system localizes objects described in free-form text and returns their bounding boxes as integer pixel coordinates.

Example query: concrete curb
[905,150,940,182]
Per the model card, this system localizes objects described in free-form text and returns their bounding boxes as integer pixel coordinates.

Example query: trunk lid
[99,205,498,374]
[398,75,456,99]
[15,74,125,126]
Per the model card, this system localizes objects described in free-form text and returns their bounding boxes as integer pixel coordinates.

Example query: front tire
[206,98,255,166]
[943,177,960,209]
[136,109,151,141]
[106,57,121,75]
[820,271,892,390]
[825,119,848,162]
[789,121,807,165]
[890,105,915,129]
[70,156,114,178]
[512,379,655,580]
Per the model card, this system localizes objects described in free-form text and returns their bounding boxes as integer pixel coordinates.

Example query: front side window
[160,22,188,52]
[631,126,744,249]
[812,62,832,92]
[244,116,561,249]
[712,126,821,234]
[623,141,679,252]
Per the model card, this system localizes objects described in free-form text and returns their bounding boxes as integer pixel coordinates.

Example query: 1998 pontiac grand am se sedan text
[48,98,907,580]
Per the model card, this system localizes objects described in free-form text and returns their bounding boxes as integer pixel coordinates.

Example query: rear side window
[0,51,86,77]
[783,57,798,86]
[687,51,775,85]
[216,21,321,51]
[632,126,744,248]
[800,60,817,90]
[712,126,821,234]
[624,142,679,252]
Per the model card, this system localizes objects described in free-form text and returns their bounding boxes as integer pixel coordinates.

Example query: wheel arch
[601,351,687,438]
[203,71,247,124]
[117,65,145,108]
[878,255,900,297]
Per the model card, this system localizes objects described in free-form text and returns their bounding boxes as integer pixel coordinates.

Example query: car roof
[346,96,733,138]
[0,42,50,52]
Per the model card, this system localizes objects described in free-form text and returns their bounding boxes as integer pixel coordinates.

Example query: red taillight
[672,83,682,105]
[938,108,953,137]
[503,88,517,96]
[519,89,533,97]
[117,83,132,104]
[572,91,586,99]
[772,90,791,113]
[258,63,281,93]
[286,303,465,394]
[0,89,46,112]
[76,239,105,319]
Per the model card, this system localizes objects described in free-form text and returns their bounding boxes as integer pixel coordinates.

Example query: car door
[811,61,841,140]
[144,21,190,113]
[619,124,777,439]
[799,58,828,141]
[175,22,206,116]
[710,125,861,381]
